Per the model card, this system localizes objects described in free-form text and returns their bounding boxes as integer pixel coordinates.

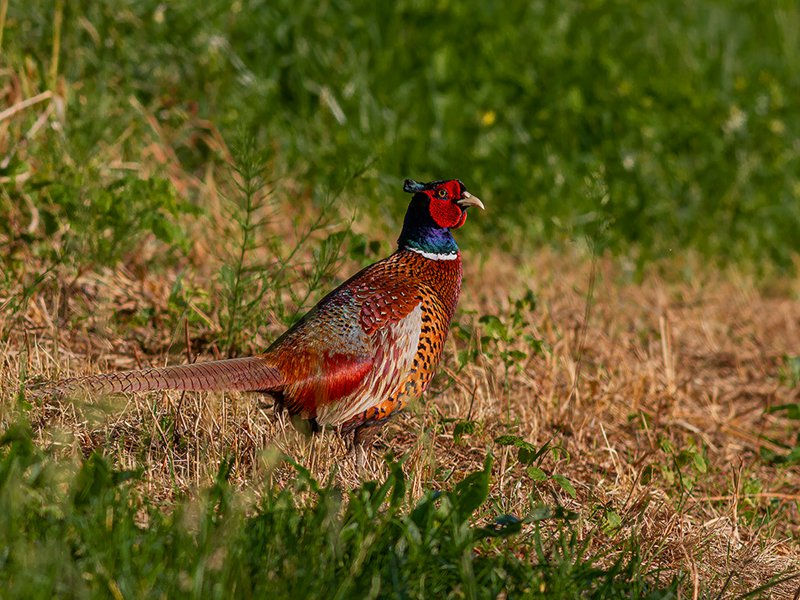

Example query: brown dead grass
[2,238,800,596]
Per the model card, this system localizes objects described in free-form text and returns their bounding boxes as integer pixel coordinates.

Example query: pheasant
[53,179,484,446]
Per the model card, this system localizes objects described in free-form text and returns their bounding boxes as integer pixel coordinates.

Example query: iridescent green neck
[399,226,458,257]
[397,197,459,258]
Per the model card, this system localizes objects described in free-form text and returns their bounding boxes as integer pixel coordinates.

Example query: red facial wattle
[400,178,484,233]
[425,180,472,229]
[429,196,468,229]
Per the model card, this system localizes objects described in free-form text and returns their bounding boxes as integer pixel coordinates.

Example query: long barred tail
[51,356,283,396]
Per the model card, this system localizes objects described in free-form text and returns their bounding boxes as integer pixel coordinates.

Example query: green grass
[3,0,800,271]
[0,424,678,598]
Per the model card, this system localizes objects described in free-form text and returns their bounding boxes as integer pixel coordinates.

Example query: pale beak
[457,190,485,210]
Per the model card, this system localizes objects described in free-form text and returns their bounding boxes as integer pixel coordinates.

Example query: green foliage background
[4,0,800,268]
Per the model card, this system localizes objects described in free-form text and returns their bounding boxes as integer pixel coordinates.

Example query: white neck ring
[406,247,459,261]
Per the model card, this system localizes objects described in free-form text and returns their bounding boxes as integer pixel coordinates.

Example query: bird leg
[339,423,377,471]
[352,423,382,449]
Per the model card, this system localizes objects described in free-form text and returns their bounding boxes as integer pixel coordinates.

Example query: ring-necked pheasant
[53,179,483,446]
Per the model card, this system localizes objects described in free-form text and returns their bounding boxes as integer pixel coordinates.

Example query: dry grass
[2,231,800,595]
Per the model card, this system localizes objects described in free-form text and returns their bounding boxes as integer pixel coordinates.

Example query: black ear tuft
[403,179,426,194]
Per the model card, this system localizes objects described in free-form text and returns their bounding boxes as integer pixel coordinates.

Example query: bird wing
[268,269,425,424]
[316,301,423,426]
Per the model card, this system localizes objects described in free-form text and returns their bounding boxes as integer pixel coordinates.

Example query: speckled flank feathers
[53,179,482,445]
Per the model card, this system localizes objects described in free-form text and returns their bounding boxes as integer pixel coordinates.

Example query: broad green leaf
[526,466,547,481]
[551,474,576,499]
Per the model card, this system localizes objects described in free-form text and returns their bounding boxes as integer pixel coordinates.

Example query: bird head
[403,178,484,229]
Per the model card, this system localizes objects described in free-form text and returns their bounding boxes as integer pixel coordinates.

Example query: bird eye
[437,189,447,199]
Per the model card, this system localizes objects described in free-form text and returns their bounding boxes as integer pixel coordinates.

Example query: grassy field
[2,0,800,597]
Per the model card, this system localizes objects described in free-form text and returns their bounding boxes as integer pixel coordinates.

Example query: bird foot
[344,427,379,474]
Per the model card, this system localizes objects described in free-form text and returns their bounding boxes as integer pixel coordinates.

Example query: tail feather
[53,356,283,396]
